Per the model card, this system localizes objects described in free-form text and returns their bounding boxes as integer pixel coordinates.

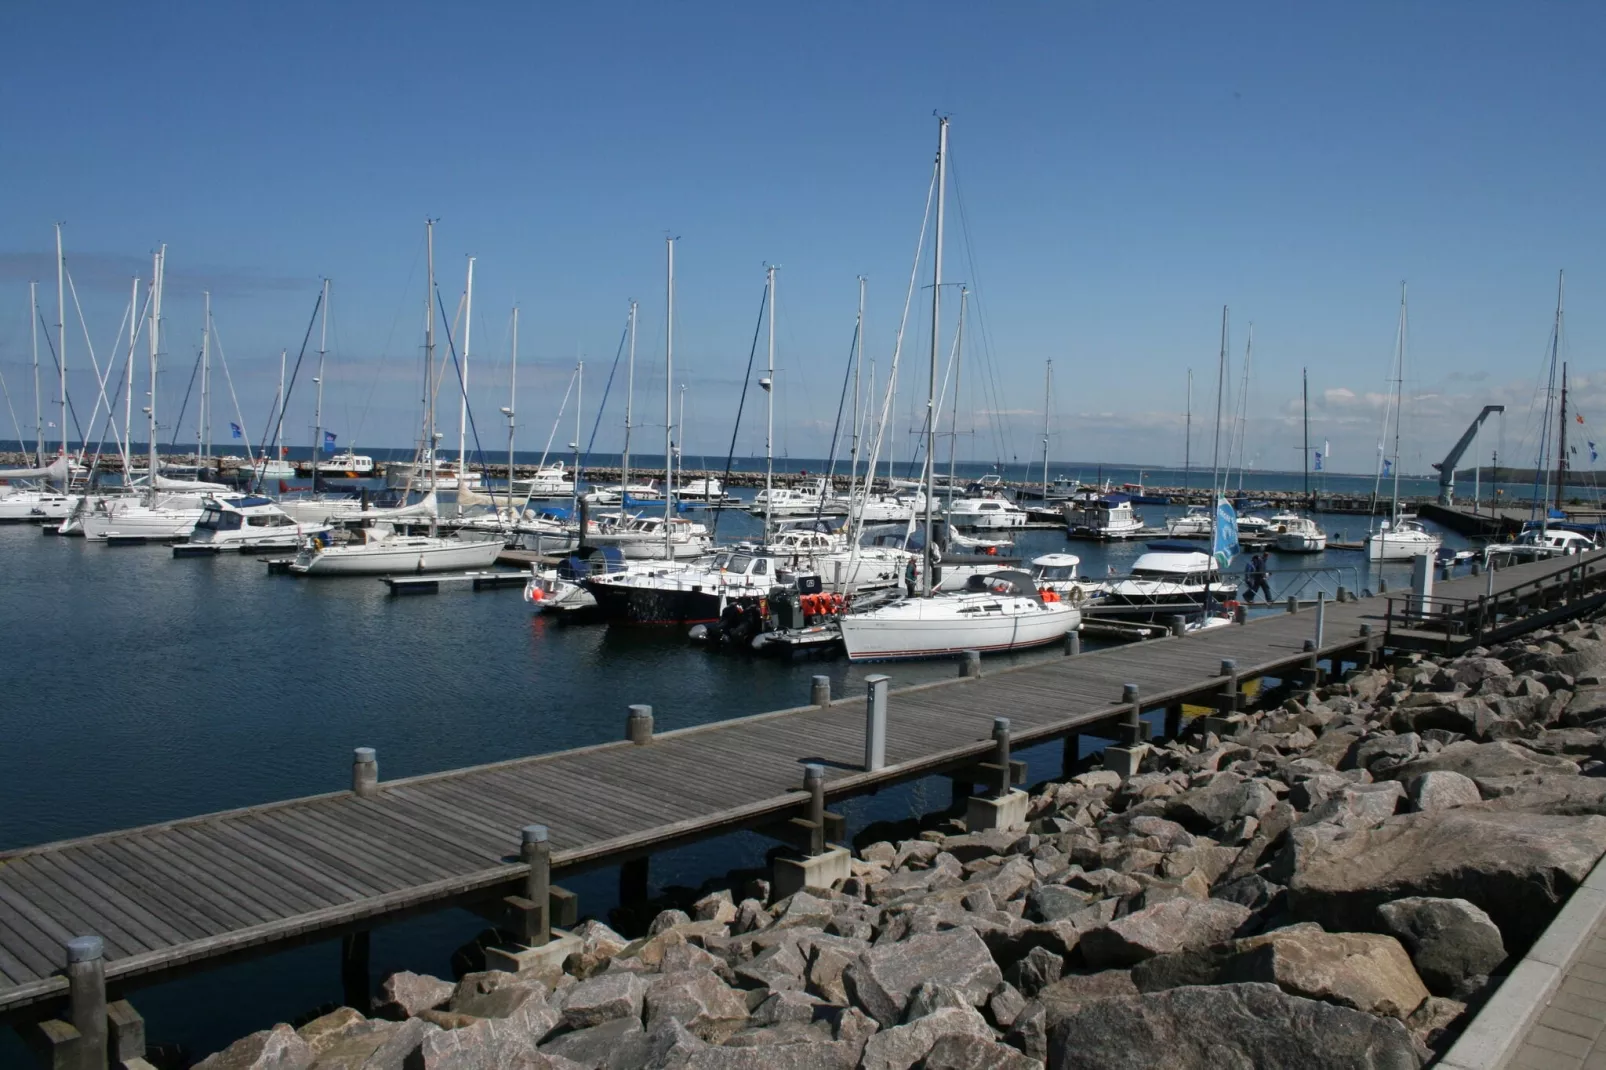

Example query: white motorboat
[176,495,332,553]
[289,524,503,575]
[750,478,846,518]
[1064,494,1144,540]
[1365,517,1441,561]
[1029,553,1107,605]
[584,480,665,506]
[850,489,929,524]
[1236,514,1272,538]
[386,451,475,489]
[241,458,296,482]
[317,451,376,477]
[584,512,712,560]
[947,494,1029,530]
[1103,551,1237,612]
[1165,504,1213,538]
[1483,526,1595,567]
[510,462,575,499]
[839,570,1080,661]
[1271,512,1327,553]
[512,509,582,555]
[678,476,736,505]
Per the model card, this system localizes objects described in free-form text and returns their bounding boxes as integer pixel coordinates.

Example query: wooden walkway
[2,551,1602,1018]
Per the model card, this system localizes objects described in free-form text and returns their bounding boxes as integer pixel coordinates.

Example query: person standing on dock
[1244,551,1273,603]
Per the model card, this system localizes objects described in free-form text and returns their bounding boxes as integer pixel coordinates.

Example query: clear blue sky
[1,1,1601,475]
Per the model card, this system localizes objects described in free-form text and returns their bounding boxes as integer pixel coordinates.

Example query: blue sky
[1,1,1602,475]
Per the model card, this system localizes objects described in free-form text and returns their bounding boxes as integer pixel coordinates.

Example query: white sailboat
[840,117,1077,661]
[290,222,502,575]
[1365,284,1442,562]
[1274,369,1328,553]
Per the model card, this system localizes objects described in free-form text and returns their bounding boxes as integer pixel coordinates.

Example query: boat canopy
[1031,553,1082,568]
[1131,551,1213,574]
[558,545,627,580]
[964,569,1043,601]
[214,495,276,510]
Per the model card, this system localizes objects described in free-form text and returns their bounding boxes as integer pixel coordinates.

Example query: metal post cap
[628,704,651,717]
[803,763,824,783]
[993,717,1011,735]
[1303,638,1316,651]
[522,824,549,844]
[866,674,890,686]
[811,675,830,686]
[1122,683,1139,701]
[1220,658,1236,675]
[353,747,376,763]
[66,935,104,962]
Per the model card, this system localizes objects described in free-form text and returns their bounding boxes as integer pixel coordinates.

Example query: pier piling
[958,650,981,678]
[1168,615,1186,637]
[1064,631,1081,656]
[66,936,107,1070]
[810,676,831,707]
[626,705,653,745]
[864,675,889,772]
[521,825,551,946]
[351,747,378,798]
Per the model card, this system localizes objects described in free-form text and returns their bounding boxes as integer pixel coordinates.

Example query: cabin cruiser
[582,550,800,625]
[1165,504,1213,538]
[240,457,296,482]
[1029,553,1107,605]
[850,489,929,524]
[677,476,736,505]
[751,522,910,594]
[584,479,665,506]
[510,462,576,499]
[1064,494,1144,540]
[584,512,713,560]
[838,569,1080,661]
[947,492,1029,530]
[1236,514,1272,538]
[1365,517,1442,561]
[750,478,846,518]
[1271,512,1327,553]
[288,523,503,575]
[316,451,376,477]
[385,451,474,489]
[1102,551,1237,613]
[175,495,332,553]
[1484,526,1596,567]
[524,547,644,616]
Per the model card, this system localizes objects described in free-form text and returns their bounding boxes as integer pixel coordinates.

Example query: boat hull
[80,508,202,541]
[839,602,1079,661]
[1275,533,1328,553]
[1365,534,1440,561]
[583,577,761,625]
[290,536,503,575]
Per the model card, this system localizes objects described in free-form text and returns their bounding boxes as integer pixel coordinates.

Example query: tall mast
[55,224,66,462]
[947,286,966,499]
[665,237,677,562]
[1302,367,1310,503]
[124,277,137,474]
[1210,306,1228,499]
[763,264,776,541]
[623,300,636,500]
[848,277,864,505]
[1557,362,1569,514]
[1390,283,1407,516]
[199,291,211,468]
[425,221,437,492]
[1041,358,1052,500]
[1183,368,1192,494]
[573,360,583,515]
[313,278,329,495]
[508,305,518,513]
[275,350,286,467]
[460,256,475,483]
[29,282,42,464]
[923,115,948,597]
[147,247,165,493]
[677,384,686,493]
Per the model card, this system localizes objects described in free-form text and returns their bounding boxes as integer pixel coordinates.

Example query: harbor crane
[1433,404,1504,505]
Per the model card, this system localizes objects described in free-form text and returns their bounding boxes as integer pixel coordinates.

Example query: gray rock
[1285,809,1606,948]
[566,920,631,979]
[806,942,855,1004]
[772,891,836,929]
[643,1017,708,1070]
[683,1038,859,1068]
[448,972,548,1020]
[1212,874,1284,913]
[539,1017,649,1069]
[751,989,825,1026]
[984,981,1027,1030]
[650,909,693,935]
[1377,897,1507,998]
[558,970,648,1031]
[1478,773,1606,815]
[195,1024,314,1070]
[1351,734,1421,772]
[1296,781,1404,832]
[1163,774,1278,835]
[735,939,809,991]
[843,928,1004,1027]
[1038,970,1141,1013]
[1003,945,1064,997]
[1406,995,1467,1056]
[919,1032,1043,1070]
[1044,982,1421,1069]
[420,1010,573,1069]
[902,981,970,1022]
[1079,897,1252,968]
[377,971,455,1019]
[645,968,749,1043]
[1382,740,1580,783]
[693,890,738,925]
[859,1005,992,1070]
[1221,927,1429,1019]
[1405,771,1481,812]
[304,1016,438,1067]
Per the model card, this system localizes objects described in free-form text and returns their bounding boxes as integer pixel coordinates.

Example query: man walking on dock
[1244,552,1273,603]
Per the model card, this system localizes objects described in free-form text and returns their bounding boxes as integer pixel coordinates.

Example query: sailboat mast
[147,247,164,491]
[1302,367,1310,503]
[923,115,948,597]
[623,300,636,501]
[1390,283,1406,517]
[1041,358,1052,500]
[665,238,676,562]
[313,278,329,495]
[275,350,286,468]
[1183,369,1192,495]
[948,286,966,501]
[199,291,211,468]
[508,305,519,513]
[29,282,42,464]
[764,264,776,541]
[460,257,475,485]
[55,224,66,462]
[124,278,137,475]
[677,384,686,493]
[572,361,583,514]
[1210,306,1228,499]
[425,221,437,492]
[1557,362,1569,514]
[848,277,864,505]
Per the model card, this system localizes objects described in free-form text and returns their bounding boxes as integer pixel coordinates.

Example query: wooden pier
[4,551,1604,1039]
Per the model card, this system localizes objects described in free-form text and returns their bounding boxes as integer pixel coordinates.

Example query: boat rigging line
[709,280,768,542]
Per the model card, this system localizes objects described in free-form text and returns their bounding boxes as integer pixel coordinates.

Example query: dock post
[811,675,831,707]
[1234,603,1247,625]
[66,936,107,1070]
[107,1000,147,1068]
[1164,703,1184,740]
[991,718,1012,798]
[958,649,981,678]
[1102,684,1146,780]
[804,763,826,856]
[1336,585,1349,603]
[521,824,552,946]
[1303,638,1322,691]
[967,718,1029,830]
[1470,559,1481,576]
[864,674,889,772]
[1064,631,1081,656]
[1121,683,1143,745]
[352,747,378,798]
[626,704,653,745]
[1285,595,1298,614]
[1219,658,1240,715]
[619,857,649,906]
[1061,733,1080,778]
[341,931,371,1012]
[1379,577,1388,594]
[773,764,852,896]
[1314,591,1327,651]
[1168,615,1186,637]
[1411,553,1434,618]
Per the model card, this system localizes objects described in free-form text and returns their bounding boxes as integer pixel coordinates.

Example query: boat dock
[3,551,1603,1054]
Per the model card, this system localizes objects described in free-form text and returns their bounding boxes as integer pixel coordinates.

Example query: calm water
[0,487,1466,1062]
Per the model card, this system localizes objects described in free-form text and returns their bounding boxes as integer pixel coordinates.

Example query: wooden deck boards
[0,551,1599,1015]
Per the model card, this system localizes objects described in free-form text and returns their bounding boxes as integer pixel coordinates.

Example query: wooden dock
[3,551,1603,1026]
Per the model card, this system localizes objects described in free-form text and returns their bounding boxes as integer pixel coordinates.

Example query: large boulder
[538,1017,649,1069]
[1079,897,1251,969]
[842,928,1003,1028]
[1043,983,1421,1069]
[448,972,549,1021]
[1162,774,1279,835]
[1404,771,1481,812]
[1284,809,1606,948]
[858,1005,992,1070]
[1478,773,1606,816]
[195,1024,313,1070]
[419,1012,574,1069]
[644,968,749,1043]
[1376,897,1507,998]
[919,1031,1042,1070]
[1381,741,1579,783]
[557,971,648,1031]
[377,971,456,1019]
[1221,927,1428,1019]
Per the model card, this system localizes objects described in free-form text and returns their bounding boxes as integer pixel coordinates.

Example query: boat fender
[1223,599,1240,611]
[1069,586,1086,606]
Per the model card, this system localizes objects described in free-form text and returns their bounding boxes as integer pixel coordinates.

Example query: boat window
[751,559,768,576]
[248,515,277,527]
[726,554,753,573]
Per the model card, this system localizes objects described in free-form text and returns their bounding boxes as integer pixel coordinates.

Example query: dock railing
[1384,554,1606,655]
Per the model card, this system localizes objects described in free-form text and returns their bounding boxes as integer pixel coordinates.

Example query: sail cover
[153,474,233,492]
[0,456,70,481]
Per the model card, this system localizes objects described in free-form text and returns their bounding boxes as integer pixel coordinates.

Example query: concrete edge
[1437,854,1606,1069]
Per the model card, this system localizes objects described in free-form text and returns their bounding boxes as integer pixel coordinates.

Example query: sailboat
[290,223,502,575]
[840,117,1078,661]
[1272,368,1328,553]
[0,279,72,521]
[1365,284,1442,562]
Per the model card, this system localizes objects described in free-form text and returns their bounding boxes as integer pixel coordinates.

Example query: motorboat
[240,457,296,482]
[510,462,576,499]
[850,489,929,524]
[838,570,1080,661]
[677,476,736,505]
[288,524,503,575]
[175,495,332,553]
[1365,517,1441,561]
[524,547,640,616]
[1029,553,1107,606]
[581,549,791,625]
[758,524,910,594]
[1164,504,1212,538]
[1271,512,1327,553]
[385,451,475,490]
[750,478,846,518]
[315,451,376,477]
[945,525,1013,553]
[947,493,1029,530]
[1484,526,1596,567]
[584,512,713,560]
[1236,514,1272,538]
[584,479,665,506]
[511,508,583,556]
[1102,551,1237,613]
[1064,494,1144,540]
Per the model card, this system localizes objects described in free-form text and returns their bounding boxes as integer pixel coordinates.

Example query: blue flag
[230,422,243,440]
[1212,497,1240,571]
[1591,441,1598,463]
[323,431,337,453]
[1382,458,1393,477]
[1312,450,1323,472]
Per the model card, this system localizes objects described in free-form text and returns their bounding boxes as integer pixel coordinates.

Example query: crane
[1433,405,1504,505]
